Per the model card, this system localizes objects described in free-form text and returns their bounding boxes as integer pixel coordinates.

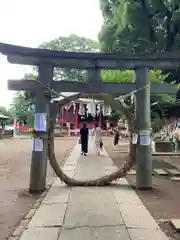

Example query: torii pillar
[29,63,53,193]
[135,68,152,189]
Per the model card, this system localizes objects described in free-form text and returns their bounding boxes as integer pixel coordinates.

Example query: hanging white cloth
[151,140,155,152]
[96,104,101,116]
[91,102,96,117]
[103,105,111,116]
[106,121,110,129]
[72,101,76,114]
[78,103,85,115]
[102,105,105,115]
[66,122,70,136]
[87,103,91,115]
[107,105,111,116]
[91,127,102,154]
[64,101,73,111]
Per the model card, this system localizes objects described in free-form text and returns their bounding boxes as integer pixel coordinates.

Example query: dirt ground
[0,136,76,240]
[103,137,180,240]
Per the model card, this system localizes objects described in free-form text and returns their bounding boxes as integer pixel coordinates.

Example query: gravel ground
[0,137,76,240]
[103,137,180,240]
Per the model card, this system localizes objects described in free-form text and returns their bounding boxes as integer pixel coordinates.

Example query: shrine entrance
[0,42,178,192]
[57,96,112,134]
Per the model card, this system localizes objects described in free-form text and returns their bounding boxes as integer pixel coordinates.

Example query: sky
[0,0,103,107]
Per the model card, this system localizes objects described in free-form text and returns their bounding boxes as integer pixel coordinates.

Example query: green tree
[99,0,180,53]
[11,91,34,122]
[99,0,180,89]
[102,69,175,104]
[10,73,36,122]
[39,34,99,81]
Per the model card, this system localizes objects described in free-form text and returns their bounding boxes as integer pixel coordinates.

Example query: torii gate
[0,42,178,192]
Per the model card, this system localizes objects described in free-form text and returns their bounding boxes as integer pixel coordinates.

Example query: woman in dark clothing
[80,122,89,155]
[114,129,119,146]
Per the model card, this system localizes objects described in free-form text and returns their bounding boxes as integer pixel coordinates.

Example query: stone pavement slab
[64,143,80,165]
[128,228,169,240]
[64,203,124,228]
[127,169,136,175]
[117,203,160,230]
[170,176,180,181]
[128,169,154,175]
[62,165,76,171]
[58,226,130,240]
[92,226,130,240]
[20,142,169,240]
[166,168,180,176]
[20,227,59,240]
[43,186,70,204]
[68,187,114,205]
[170,219,180,230]
[103,165,118,171]
[113,185,143,204]
[64,187,124,228]
[28,203,67,227]
[115,177,129,185]
[58,227,92,240]
[153,169,168,176]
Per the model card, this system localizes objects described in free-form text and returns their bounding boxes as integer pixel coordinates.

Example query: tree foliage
[99,0,180,87]
[11,91,34,122]
[102,69,175,103]
[99,0,180,53]
[39,34,99,81]
[102,69,166,83]
[10,73,36,122]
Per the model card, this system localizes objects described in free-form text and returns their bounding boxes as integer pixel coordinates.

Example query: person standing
[93,123,102,155]
[80,122,89,156]
[173,127,180,152]
[113,128,120,146]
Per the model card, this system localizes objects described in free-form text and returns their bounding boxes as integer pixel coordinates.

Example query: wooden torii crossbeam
[0,42,180,69]
[8,79,177,94]
[0,42,179,192]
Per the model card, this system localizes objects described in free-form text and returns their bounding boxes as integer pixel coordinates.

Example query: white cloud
[0,0,103,107]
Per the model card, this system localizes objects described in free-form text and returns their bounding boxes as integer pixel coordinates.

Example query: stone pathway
[19,143,169,240]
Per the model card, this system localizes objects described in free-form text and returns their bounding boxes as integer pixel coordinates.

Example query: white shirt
[93,127,102,142]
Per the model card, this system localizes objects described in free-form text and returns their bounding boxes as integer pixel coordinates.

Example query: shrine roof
[52,93,111,106]
[0,114,10,119]
[75,98,104,103]
[53,94,104,104]
[52,92,81,105]
[53,92,79,102]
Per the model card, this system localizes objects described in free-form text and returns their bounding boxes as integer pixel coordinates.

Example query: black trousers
[81,140,88,153]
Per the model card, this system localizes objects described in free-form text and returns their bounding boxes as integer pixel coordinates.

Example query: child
[100,140,103,152]
[93,123,102,155]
